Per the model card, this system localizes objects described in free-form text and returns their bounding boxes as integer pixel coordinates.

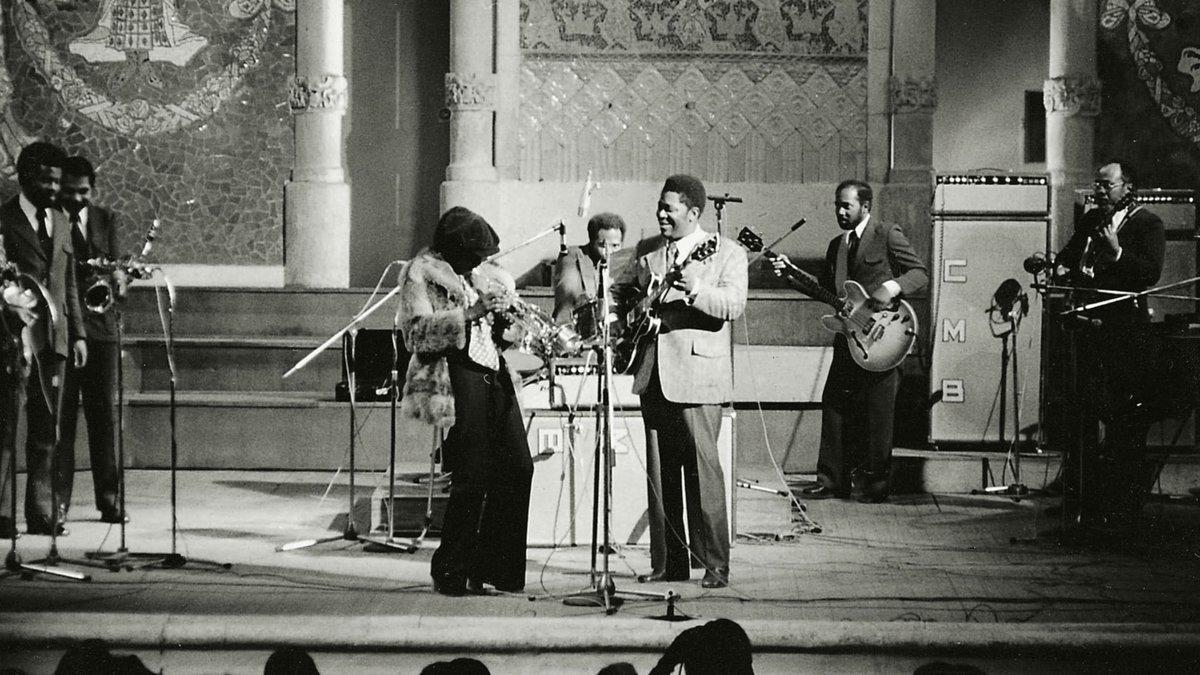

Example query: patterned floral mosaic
[0,1,295,266]
[519,1,868,183]
[521,0,868,54]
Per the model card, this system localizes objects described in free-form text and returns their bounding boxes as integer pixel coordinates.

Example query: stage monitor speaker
[335,329,410,402]
[928,219,1047,445]
[525,409,735,547]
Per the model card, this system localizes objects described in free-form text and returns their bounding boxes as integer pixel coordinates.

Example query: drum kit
[504,296,623,381]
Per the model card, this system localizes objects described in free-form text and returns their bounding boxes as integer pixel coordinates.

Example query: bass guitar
[738,227,918,372]
[613,236,719,374]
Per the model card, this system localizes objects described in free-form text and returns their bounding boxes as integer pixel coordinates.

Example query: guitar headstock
[689,237,718,263]
[736,227,764,253]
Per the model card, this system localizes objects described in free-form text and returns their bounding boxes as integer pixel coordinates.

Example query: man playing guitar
[616,174,747,588]
[773,179,927,503]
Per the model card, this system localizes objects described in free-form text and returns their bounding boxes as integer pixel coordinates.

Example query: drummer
[552,212,628,333]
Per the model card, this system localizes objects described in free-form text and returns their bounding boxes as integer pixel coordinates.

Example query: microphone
[1068,313,1103,327]
[141,219,161,258]
[1023,252,1054,274]
[707,194,743,204]
[577,170,595,218]
[790,218,806,231]
[557,219,567,257]
[992,278,1027,320]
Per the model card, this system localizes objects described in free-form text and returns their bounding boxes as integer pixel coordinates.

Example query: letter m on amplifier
[940,319,966,343]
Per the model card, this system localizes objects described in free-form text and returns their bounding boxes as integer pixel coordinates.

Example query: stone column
[1045,0,1100,247]
[495,0,521,181]
[284,0,350,288]
[881,0,936,260]
[444,0,498,184]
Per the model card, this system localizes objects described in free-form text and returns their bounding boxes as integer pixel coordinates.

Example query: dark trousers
[59,340,119,517]
[0,353,66,531]
[817,336,900,495]
[431,356,533,591]
[640,369,729,577]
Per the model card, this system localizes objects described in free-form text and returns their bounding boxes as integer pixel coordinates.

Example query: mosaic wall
[0,0,296,265]
[518,0,868,183]
[1096,0,1200,188]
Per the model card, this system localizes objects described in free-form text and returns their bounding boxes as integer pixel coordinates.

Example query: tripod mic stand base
[361,536,419,554]
[563,572,669,614]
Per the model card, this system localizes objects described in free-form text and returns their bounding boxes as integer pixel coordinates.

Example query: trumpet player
[57,156,125,525]
[0,141,87,539]
[396,206,533,596]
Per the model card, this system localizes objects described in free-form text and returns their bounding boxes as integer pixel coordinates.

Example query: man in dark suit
[1055,160,1165,524]
[552,212,627,327]
[0,141,88,537]
[620,175,747,588]
[58,156,124,524]
[785,179,927,504]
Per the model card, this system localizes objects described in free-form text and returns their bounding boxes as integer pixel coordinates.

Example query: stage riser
[132,344,344,393]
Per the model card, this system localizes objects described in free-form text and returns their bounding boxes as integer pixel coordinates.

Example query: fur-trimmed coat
[397,249,521,428]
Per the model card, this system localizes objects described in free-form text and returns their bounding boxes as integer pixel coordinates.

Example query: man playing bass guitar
[772,179,926,503]
[615,174,747,588]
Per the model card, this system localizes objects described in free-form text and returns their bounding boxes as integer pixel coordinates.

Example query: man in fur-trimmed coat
[396,206,532,596]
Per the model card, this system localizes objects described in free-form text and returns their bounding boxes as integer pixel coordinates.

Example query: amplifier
[547,357,639,409]
[933,174,1050,216]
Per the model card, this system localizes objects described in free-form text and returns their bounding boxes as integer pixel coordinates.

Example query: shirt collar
[848,214,870,242]
[669,227,710,261]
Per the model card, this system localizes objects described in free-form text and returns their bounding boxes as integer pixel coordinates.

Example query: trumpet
[503,295,584,359]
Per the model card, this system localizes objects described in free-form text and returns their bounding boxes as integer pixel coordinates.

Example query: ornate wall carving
[1042,76,1100,116]
[0,1,296,266]
[445,72,497,111]
[889,75,937,114]
[518,0,869,183]
[290,74,348,113]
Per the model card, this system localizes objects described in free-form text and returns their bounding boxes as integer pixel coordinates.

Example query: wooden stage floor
[2,468,1200,673]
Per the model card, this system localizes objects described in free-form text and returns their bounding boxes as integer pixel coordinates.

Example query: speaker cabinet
[526,409,735,547]
[928,219,1048,445]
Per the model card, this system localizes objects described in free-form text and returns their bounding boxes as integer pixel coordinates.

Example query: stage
[2,466,1200,673]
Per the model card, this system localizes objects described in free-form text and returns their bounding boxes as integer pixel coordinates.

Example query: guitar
[738,227,918,372]
[612,236,719,374]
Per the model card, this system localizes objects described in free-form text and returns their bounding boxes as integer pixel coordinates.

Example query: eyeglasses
[1094,180,1125,189]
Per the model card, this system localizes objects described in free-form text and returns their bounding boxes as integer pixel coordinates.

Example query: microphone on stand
[577,170,595,218]
[557,219,567,257]
[1023,251,1055,275]
[141,219,161,257]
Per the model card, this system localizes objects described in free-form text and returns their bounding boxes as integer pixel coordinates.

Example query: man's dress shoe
[857,491,888,504]
[100,511,130,524]
[26,524,69,537]
[701,569,729,589]
[637,570,688,583]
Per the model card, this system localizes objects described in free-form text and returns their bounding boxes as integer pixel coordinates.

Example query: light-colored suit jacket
[620,232,748,404]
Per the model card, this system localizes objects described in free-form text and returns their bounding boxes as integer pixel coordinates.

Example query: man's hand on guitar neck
[670,264,705,296]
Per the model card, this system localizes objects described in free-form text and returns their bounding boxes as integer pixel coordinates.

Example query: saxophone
[84,219,160,314]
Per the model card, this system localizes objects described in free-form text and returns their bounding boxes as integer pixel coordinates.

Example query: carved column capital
[445,72,496,111]
[289,74,348,113]
[889,75,937,114]
[1043,76,1101,116]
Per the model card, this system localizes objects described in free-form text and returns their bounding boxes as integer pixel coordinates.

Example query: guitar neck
[775,257,840,309]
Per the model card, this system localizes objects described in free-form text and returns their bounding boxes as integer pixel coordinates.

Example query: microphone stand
[278,272,417,554]
[485,219,565,264]
[1,316,90,582]
[563,250,666,614]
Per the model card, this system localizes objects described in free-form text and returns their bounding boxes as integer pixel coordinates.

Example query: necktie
[70,213,88,262]
[462,277,501,371]
[846,231,860,275]
[665,240,678,269]
[36,209,52,259]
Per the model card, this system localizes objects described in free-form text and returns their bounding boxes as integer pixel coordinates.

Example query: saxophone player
[57,156,126,525]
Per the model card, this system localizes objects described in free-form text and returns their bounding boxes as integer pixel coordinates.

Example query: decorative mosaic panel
[0,0,295,266]
[519,59,866,183]
[521,0,869,55]
[519,1,868,183]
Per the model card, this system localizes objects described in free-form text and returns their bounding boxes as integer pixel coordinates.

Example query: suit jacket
[820,218,928,300]
[620,233,748,404]
[1056,206,1165,323]
[0,196,85,358]
[72,204,121,342]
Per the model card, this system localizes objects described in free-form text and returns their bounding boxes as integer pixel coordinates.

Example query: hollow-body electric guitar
[738,227,917,372]
[612,237,719,374]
